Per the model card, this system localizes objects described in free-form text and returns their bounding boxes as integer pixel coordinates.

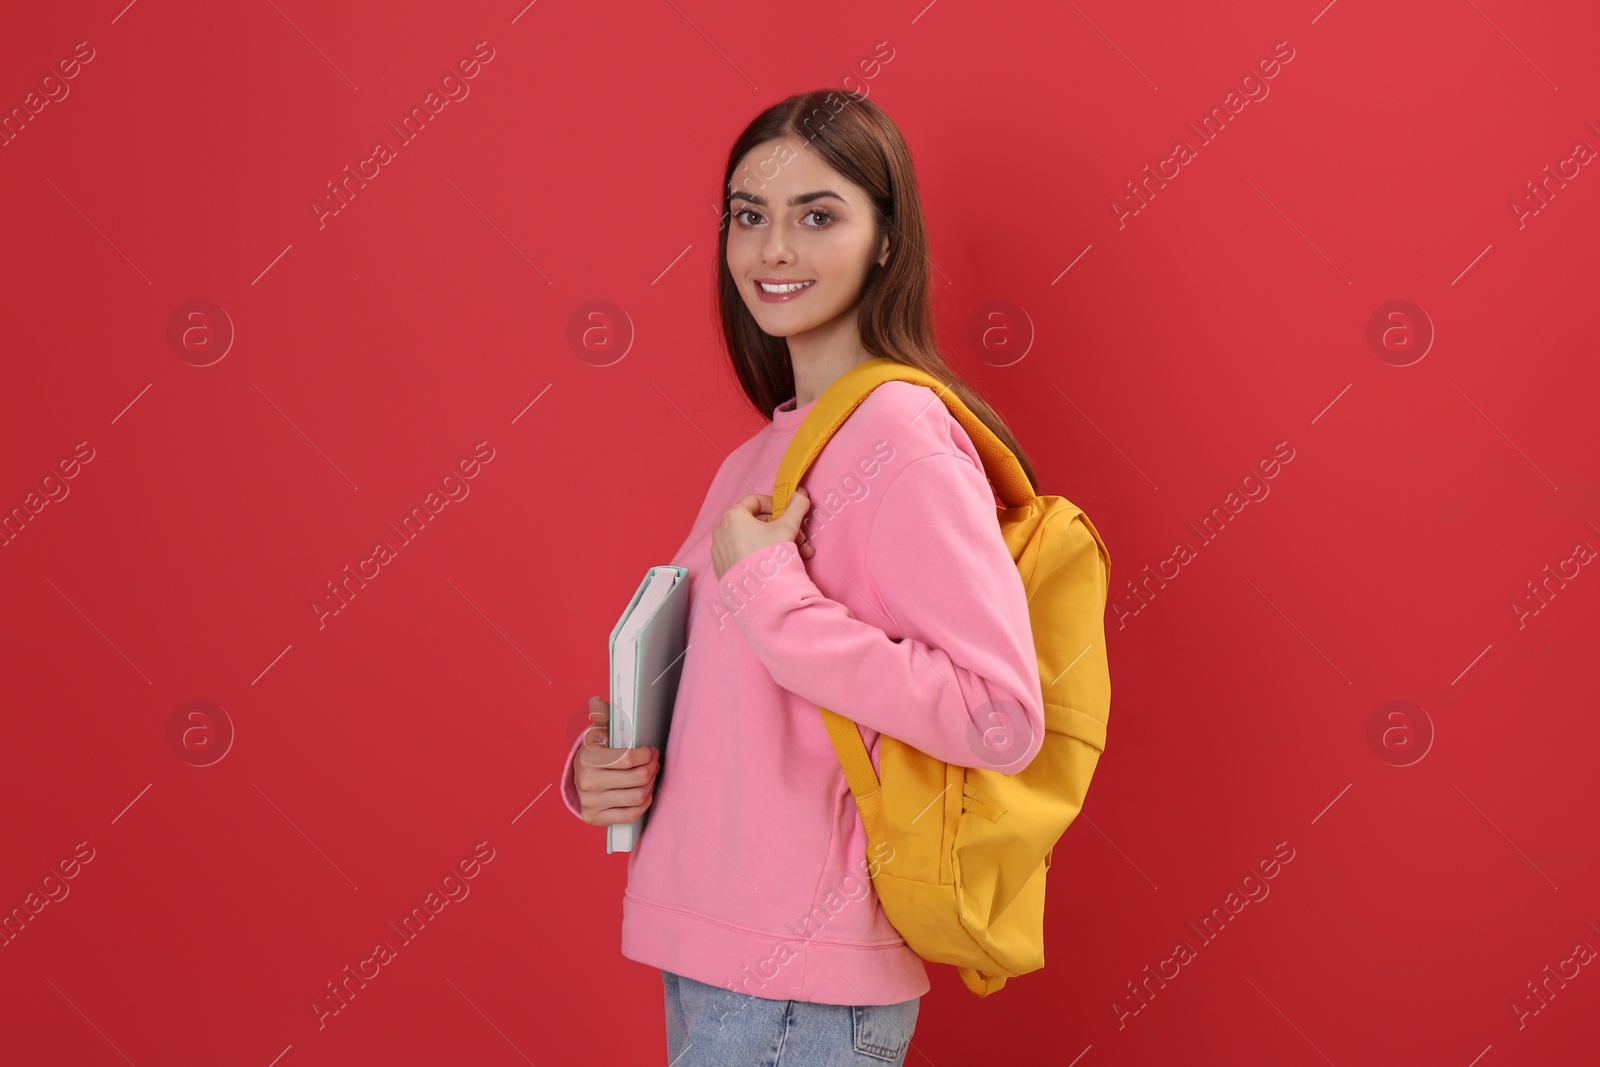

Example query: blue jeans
[662,969,921,1066]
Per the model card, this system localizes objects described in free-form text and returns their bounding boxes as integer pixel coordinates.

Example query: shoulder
[838,379,984,474]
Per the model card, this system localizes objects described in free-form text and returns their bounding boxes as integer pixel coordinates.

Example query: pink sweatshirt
[560,379,1044,1006]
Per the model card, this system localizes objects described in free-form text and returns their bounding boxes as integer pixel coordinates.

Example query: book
[606,565,691,853]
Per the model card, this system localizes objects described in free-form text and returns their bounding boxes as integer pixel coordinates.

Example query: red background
[3,1,1598,1064]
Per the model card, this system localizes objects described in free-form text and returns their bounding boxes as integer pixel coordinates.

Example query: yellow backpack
[771,358,1113,998]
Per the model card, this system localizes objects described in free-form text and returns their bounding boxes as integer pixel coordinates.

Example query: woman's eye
[805,209,833,227]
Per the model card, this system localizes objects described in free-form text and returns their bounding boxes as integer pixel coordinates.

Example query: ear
[877,231,890,267]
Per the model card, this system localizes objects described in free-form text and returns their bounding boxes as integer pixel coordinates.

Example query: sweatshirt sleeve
[714,451,1044,772]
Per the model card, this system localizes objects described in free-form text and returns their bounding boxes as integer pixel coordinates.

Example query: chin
[746,307,809,337]
[754,321,803,340]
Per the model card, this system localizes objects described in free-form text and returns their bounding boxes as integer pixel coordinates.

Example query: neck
[788,312,874,406]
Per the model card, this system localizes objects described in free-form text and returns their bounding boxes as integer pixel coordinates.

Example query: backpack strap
[821,706,883,807]
[769,358,1031,878]
[770,357,1035,520]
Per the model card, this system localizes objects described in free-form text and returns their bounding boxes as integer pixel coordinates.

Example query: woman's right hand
[572,695,661,826]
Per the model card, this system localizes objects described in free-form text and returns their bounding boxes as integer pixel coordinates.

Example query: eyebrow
[726,189,848,207]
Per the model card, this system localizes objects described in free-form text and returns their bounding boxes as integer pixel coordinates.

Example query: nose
[760,225,794,266]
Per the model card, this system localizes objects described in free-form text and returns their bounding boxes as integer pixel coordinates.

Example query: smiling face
[725,136,889,340]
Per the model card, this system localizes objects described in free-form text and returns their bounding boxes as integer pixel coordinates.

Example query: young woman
[560,90,1046,1065]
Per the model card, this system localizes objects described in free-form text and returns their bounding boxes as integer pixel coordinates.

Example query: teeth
[759,281,814,293]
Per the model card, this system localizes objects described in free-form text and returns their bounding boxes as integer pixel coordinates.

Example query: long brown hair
[713,89,1039,493]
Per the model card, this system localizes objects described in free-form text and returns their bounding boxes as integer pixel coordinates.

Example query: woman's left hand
[711,487,814,581]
